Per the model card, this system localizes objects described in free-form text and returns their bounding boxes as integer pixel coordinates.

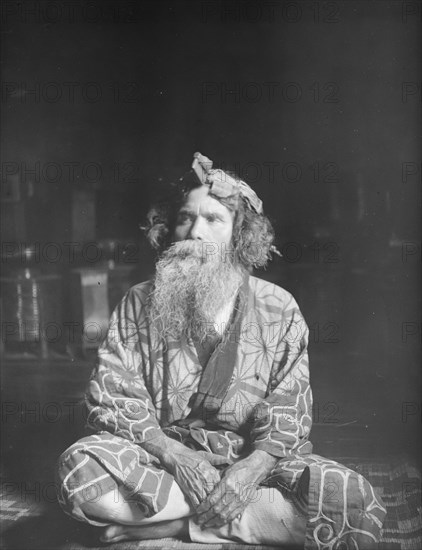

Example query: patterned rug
[1,457,421,550]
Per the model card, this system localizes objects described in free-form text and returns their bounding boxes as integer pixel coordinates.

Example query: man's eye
[206,215,219,223]
[177,212,194,224]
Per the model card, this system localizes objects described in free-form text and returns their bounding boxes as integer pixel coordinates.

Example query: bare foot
[100,518,189,544]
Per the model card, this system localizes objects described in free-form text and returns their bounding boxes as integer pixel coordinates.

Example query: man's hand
[166,446,228,507]
[196,449,278,529]
[140,434,229,508]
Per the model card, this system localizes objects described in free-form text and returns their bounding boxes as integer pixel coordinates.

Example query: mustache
[162,240,231,264]
[166,240,203,258]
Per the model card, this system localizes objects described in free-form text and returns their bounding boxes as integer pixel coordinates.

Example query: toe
[100,525,123,544]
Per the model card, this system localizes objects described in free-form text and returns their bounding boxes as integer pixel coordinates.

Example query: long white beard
[148,240,244,343]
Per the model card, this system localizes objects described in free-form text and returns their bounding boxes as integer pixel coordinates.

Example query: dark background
[1,0,421,485]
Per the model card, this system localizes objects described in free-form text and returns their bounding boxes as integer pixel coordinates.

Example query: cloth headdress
[184,152,282,258]
[191,152,264,215]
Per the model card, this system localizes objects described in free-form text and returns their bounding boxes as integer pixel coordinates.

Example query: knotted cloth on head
[191,152,264,215]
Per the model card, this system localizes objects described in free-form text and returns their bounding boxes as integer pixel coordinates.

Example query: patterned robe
[56,275,386,549]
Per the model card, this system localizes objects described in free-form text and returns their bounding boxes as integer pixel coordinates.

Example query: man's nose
[188,216,205,240]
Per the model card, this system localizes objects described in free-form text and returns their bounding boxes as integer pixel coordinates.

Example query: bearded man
[56,153,386,548]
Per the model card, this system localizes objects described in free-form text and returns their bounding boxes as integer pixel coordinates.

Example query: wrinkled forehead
[180,185,235,218]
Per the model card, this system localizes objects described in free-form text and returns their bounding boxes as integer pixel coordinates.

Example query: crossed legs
[79,480,306,545]
[57,435,306,545]
[80,480,194,543]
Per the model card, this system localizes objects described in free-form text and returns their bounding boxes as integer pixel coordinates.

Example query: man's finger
[201,453,232,467]
[197,502,228,528]
[197,461,221,486]
[204,470,221,487]
[196,487,222,515]
[200,500,243,528]
[188,491,201,508]
[223,502,247,524]
[198,482,251,527]
[197,473,243,516]
[183,477,210,507]
[197,491,237,525]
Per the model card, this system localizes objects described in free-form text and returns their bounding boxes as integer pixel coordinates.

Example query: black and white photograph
[0,1,420,549]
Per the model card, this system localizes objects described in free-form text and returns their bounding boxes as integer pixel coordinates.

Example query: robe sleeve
[250,295,313,458]
[84,288,164,444]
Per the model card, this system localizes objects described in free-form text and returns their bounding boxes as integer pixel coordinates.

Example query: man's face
[151,186,242,341]
[173,186,234,248]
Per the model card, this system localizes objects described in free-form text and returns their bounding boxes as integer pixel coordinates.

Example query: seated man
[56,153,386,548]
